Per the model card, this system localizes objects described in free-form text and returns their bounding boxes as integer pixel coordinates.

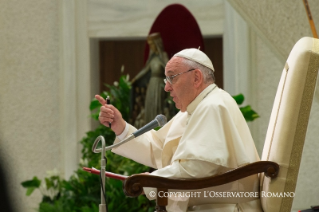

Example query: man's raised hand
[95,95,126,135]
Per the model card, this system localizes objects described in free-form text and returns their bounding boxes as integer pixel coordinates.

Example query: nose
[164,81,172,92]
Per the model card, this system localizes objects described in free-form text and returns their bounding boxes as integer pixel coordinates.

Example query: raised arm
[95,95,126,135]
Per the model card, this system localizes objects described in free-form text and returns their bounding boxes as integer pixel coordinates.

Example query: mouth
[169,95,175,101]
[171,96,176,102]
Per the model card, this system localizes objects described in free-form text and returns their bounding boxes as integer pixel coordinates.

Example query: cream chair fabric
[260,37,319,212]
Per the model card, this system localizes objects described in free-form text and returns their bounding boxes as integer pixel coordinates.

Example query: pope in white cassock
[95,49,263,212]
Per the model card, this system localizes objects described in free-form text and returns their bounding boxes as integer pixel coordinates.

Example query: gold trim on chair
[266,65,289,161]
[281,39,319,211]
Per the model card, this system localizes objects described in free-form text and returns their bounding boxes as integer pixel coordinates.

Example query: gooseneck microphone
[92,114,167,153]
[92,115,167,212]
[132,114,167,137]
[91,115,166,212]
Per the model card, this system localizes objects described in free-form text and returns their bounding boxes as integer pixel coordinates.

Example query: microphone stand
[93,134,135,152]
[92,136,107,212]
[90,115,167,211]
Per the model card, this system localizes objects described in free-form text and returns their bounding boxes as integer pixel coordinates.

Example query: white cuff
[116,122,129,140]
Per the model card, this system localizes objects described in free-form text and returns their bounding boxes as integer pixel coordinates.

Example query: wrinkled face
[164,57,196,112]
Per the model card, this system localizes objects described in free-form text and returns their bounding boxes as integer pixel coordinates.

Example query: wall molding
[223,1,251,102]
[59,0,91,179]
[226,0,286,64]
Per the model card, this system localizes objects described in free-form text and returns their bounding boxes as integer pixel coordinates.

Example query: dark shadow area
[0,161,14,212]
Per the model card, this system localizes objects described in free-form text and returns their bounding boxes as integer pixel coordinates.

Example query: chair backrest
[260,37,319,212]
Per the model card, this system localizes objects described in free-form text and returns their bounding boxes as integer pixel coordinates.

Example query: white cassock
[112,84,263,212]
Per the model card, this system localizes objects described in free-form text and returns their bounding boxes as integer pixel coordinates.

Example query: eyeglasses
[164,68,195,85]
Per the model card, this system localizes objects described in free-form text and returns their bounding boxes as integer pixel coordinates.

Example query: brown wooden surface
[157,188,168,209]
[123,161,279,198]
[155,206,167,212]
[99,39,146,92]
[204,37,223,88]
[99,37,223,93]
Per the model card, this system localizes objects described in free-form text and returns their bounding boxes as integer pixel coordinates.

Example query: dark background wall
[99,36,223,92]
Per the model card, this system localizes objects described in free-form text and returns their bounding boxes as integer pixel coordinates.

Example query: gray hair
[180,57,215,84]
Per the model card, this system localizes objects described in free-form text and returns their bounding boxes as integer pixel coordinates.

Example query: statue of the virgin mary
[131,33,169,125]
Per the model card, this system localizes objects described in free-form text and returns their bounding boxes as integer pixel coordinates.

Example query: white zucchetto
[174,48,215,72]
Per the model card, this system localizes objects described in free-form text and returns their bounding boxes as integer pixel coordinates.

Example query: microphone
[132,114,167,137]
[91,115,167,211]
[93,115,167,152]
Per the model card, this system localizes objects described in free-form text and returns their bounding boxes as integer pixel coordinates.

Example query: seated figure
[96,48,262,212]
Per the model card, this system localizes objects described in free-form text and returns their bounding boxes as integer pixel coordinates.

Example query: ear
[193,69,203,88]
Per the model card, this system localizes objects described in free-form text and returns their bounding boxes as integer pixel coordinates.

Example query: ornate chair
[123,37,319,212]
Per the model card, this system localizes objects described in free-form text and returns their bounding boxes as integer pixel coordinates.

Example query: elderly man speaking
[95,49,262,212]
